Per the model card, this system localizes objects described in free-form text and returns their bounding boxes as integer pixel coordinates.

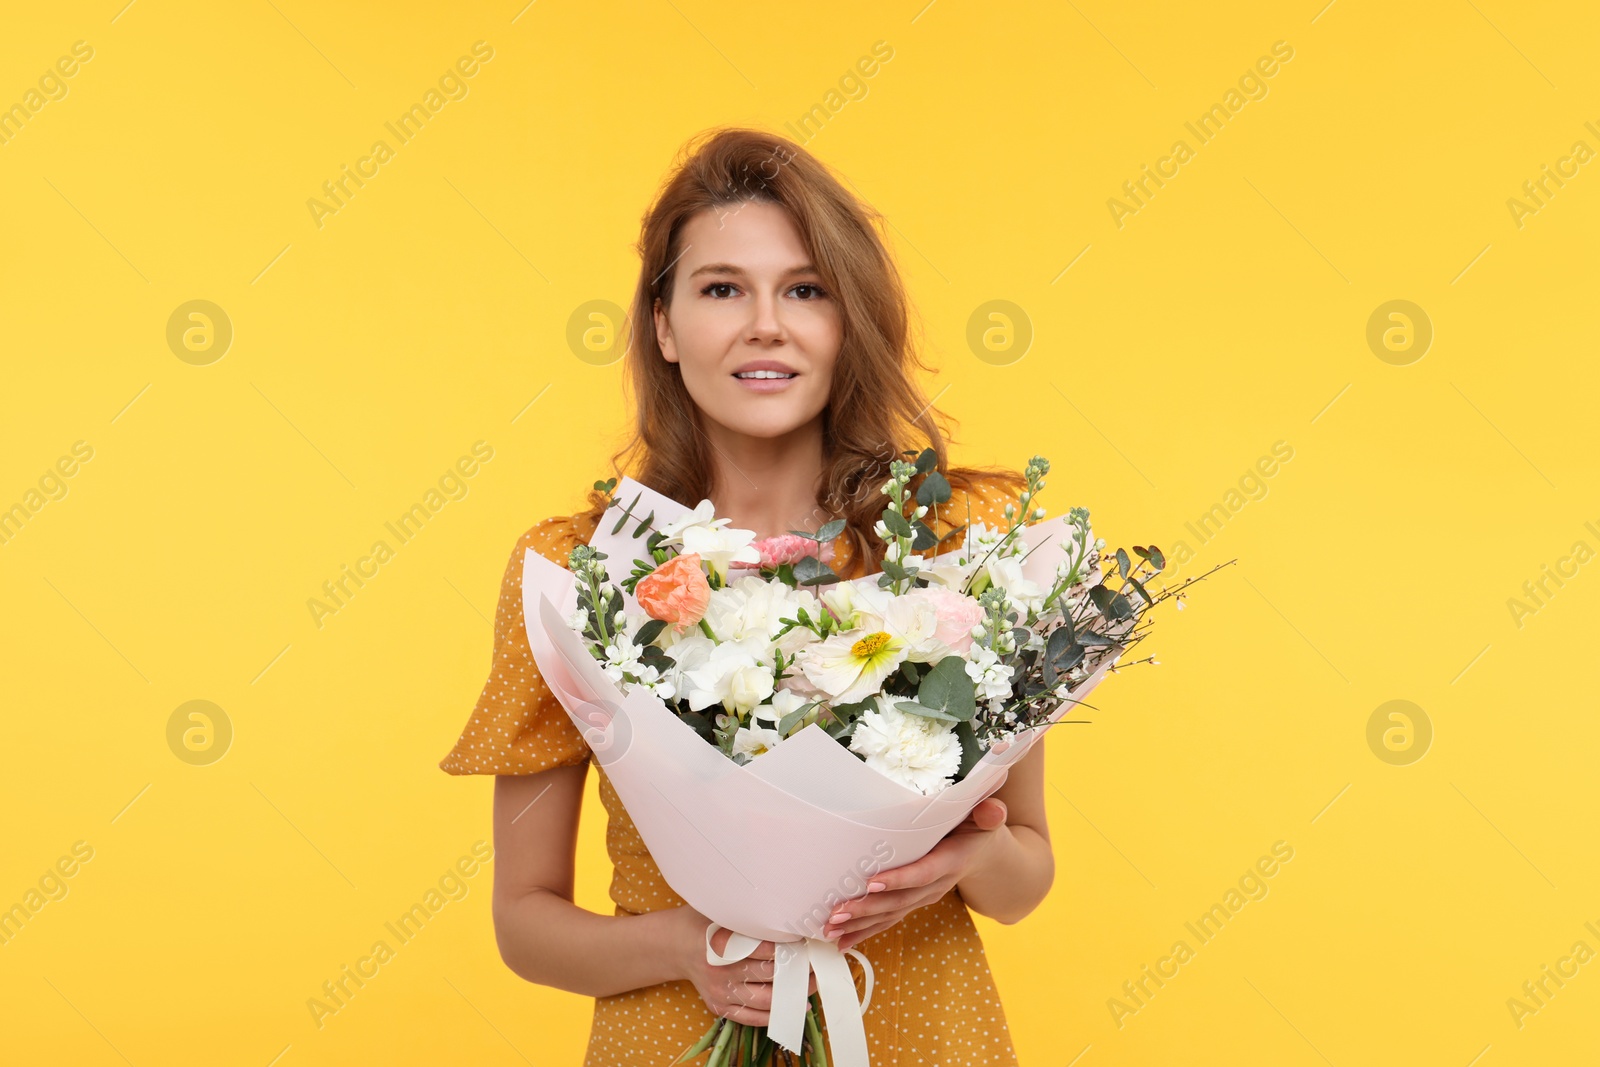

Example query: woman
[440,127,1053,1065]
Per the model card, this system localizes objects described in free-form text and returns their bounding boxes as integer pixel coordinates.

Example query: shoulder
[509,507,603,570]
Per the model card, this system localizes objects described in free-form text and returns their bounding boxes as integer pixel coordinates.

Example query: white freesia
[820,581,858,629]
[655,498,763,581]
[731,724,785,764]
[751,687,811,730]
[984,554,1047,616]
[847,694,963,796]
[655,498,719,543]
[682,523,762,582]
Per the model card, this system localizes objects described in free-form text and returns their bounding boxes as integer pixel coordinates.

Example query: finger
[736,959,774,985]
[713,1002,771,1027]
[850,853,942,898]
[826,913,895,939]
[973,798,1008,828]
[826,886,918,929]
[723,979,774,1012]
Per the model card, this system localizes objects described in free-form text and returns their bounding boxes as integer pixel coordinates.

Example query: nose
[746,289,786,345]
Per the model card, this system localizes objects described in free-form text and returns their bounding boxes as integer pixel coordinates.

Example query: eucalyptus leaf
[793,556,841,587]
[894,700,960,722]
[610,491,643,535]
[915,469,952,507]
[954,719,982,779]
[881,507,912,537]
[916,655,976,721]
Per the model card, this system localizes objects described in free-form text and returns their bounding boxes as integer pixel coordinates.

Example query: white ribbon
[705,923,875,1064]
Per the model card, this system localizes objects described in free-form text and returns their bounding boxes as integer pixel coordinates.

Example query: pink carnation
[918,586,985,657]
[732,533,834,570]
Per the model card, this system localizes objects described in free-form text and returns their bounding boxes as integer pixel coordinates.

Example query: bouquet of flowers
[519,451,1222,1067]
[568,451,1180,799]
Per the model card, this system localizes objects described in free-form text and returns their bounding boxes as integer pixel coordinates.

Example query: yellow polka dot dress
[440,474,1028,1065]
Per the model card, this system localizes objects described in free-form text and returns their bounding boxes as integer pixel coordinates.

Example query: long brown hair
[580,125,1025,576]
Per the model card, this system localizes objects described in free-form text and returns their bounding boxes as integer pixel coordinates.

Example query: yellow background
[2,1,1596,1064]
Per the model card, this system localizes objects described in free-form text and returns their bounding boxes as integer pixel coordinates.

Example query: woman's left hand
[823,796,1010,951]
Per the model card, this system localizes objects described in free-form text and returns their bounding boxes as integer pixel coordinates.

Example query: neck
[702,413,833,541]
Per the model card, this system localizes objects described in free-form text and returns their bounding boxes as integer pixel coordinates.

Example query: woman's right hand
[672,906,818,1026]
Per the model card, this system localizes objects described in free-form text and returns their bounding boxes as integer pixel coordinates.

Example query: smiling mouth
[733,371,798,380]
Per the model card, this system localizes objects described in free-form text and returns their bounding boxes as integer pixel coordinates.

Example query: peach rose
[636,552,711,634]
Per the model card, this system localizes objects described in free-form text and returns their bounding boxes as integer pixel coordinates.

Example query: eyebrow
[687,262,820,279]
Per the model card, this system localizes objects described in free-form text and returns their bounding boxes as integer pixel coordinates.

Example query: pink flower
[635,553,711,634]
[732,533,834,570]
[919,586,985,657]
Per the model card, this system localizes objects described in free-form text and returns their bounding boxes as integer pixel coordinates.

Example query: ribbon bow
[704,923,875,1064]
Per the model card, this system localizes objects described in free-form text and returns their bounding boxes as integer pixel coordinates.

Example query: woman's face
[653,200,841,440]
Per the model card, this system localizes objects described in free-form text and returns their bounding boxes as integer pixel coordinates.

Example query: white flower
[565,607,589,632]
[963,645,1013,702]
[656,499,762,580]
[701,576,822,659]
[751,687,811,731]
[984,555,1046,616]
[848,584,946,662]
[820,581,858,629]
[848,695,962,796]
[679,640,773,714]
[731,724,785,763]
[681,523,761,582]
[795,626,910,703]
[921,565,964,590]
[963,522,1007,563]
[655,499,718,542]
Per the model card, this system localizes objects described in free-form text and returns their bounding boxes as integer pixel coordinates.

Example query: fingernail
[830,912,850,923]
[867,882,885,892]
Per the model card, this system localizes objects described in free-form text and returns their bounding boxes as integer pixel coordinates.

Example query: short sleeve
[438,514,594,776]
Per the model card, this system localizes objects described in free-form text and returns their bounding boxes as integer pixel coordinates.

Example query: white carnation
[847,695,962,796]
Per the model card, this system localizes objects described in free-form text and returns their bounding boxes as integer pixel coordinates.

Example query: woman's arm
[949,739,1055,924]
[490,766,690,998]
[823,742,1056,949]
[489,766,818,1022]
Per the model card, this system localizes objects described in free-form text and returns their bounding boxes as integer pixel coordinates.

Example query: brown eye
[702,283,737,298]
[791,284,826,299]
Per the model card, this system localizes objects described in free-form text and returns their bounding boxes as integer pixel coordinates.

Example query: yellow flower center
[851,631,893,658]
